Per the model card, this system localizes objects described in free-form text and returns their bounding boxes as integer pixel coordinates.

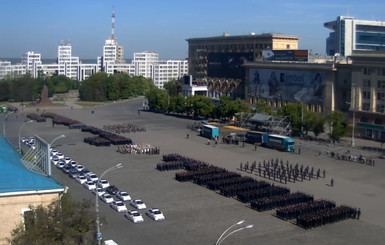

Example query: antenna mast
[111,6,115,40]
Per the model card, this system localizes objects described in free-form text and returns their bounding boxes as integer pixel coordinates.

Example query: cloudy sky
[1,0,384,60]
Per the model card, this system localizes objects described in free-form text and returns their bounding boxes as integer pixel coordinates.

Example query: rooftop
[0,136,63,195]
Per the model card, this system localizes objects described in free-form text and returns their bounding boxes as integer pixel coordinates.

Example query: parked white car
[97,179,110,189]
[100,193,114,204]
[125,210,144,223]
[92,187,105,197]
[130,199,146,210]
[75,175,88,184]
[146,208,165,221]
[110,201,127,213]
[84,181,97,190]
[116,191,131,201]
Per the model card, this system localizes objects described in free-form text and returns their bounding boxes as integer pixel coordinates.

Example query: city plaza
[2,96,385,244]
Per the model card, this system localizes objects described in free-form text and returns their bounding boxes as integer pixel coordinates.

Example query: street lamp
[18,120,33,152]
[346,101,355,148]
[50,134,66,147]
[217,224,254,245]
[96,163,123,244]
[215,220,253,245]
[2,113,10,136]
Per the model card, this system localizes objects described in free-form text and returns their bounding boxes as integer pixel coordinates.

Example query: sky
[1,0,385,60]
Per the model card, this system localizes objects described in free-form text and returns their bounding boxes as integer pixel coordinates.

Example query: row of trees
[78,73,153,101]
[147,83,349,141]
[0,74,78,102]
[146,88,252,120]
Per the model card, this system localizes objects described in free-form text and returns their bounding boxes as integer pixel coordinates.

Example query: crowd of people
[329,151,375,166]
[240,158,326,184]
[116,143,160,155]
[103,122,146,134]
[156,153,360,229]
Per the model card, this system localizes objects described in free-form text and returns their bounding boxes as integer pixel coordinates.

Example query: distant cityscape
[0,10,188,89]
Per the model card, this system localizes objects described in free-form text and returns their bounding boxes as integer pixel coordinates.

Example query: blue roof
[0,136,63,194]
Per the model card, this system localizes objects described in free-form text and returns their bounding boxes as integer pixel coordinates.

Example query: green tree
[254,101,276,115]
[8,193,96,245]
[145,88,168,111]
[163,79,182,97]
[278,103,304,135]
[327,110,349,142]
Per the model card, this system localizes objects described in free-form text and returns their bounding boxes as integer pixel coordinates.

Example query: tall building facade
[324,16,385,56]
[22,51,42,78]
[57,41,80,79]
[186,33,300,79]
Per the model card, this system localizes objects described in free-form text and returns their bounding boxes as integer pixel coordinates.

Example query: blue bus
[266,134,295,152]
[201,125,219,139]
[245,131,269,145]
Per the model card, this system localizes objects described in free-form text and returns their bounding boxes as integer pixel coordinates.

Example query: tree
[145,88,168,111]
[327,110,349,142]
[8,193,96,245]
[163,79,182,97]
[254,101,276,115]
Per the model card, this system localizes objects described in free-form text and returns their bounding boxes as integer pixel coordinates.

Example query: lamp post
[18,120,33,152]
[96,163,123,244]
[50,134,66,147]
[2,113,10,136]
[216,222,253,245]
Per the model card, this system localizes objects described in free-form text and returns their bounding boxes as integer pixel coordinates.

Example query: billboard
[249,69,326,104]
[262,50,308,62]
[207,52,254,79]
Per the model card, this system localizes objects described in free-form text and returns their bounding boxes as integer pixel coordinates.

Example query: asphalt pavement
[3,97,385,245]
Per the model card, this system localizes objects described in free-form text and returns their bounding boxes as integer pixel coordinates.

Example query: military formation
[240,158,326,184]
[117,143,160,155]
[103,122,146,134]
[158,154,360,229]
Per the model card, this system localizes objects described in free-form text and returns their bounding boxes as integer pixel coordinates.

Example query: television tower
[110,7,115,40]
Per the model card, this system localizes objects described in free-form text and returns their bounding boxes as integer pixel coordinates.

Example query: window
[286,44,290,49]
[378,68,385,76]
[363,91,371,100]
[378,80,385,88]
[374,118,383,124]
[376,105,385,113]
[362,103,370,111]
[378,92,385,101]
[363,79,371,87]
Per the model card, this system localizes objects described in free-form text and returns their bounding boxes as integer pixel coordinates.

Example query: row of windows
[363,67,385,76]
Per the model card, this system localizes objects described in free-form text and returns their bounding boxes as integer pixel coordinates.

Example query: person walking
[330,178,334,187]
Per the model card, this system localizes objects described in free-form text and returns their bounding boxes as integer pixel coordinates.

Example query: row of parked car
[49,147,165,223]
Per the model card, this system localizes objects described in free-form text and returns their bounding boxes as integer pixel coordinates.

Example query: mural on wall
[249,68,326,104]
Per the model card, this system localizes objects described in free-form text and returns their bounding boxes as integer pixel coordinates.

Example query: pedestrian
[207,139,210,145]
[357,208,361,219]
[187,133,189,139]
[298,146,301,155]
[254,144,257,151]
[242,142,245,148]
[330,178,334,187]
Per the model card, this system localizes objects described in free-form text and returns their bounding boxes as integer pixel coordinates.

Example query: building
[186,33,300,79]
[324,16,385,57]
[22,51,42,78]
[153,59,188,89]
[186,33,300,99]
[57,40,80,80]
[182,75,208,97]
[346,51,385,140]
[0,136,64,243]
